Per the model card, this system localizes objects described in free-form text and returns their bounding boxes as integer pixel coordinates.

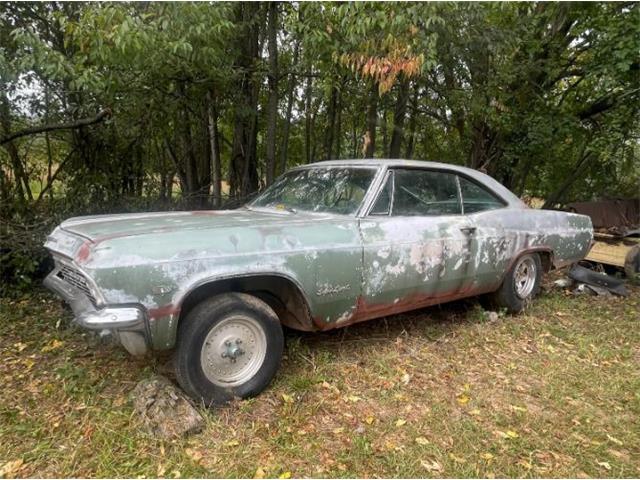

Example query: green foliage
[0,2,638,292]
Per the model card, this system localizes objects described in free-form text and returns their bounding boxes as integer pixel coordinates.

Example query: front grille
[57,265,97,305]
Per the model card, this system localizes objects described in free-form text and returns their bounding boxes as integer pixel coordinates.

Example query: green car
[44,160,593,404]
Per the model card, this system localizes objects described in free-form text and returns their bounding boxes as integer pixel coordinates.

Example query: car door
[457,174,510,292]
[358,168,477,317]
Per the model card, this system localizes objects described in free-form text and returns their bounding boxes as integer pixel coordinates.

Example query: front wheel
[175,293,284,405]
[488,253,543,313]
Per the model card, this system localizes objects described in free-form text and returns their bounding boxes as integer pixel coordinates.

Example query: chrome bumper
[43,267,149,356]
[44,270,145,330]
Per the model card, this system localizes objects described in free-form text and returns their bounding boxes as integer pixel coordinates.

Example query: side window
[392,169,461,216]
[459,176,505,213]
[370,173,392,215]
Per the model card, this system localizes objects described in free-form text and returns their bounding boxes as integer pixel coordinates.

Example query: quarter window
[370,173,392,215]
[458,176,505,213]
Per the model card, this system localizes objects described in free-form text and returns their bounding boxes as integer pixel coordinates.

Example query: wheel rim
[514,256,537,299]
[200,315,267,387]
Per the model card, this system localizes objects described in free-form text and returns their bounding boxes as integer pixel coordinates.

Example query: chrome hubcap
[514,256,537,299]
[200,315,267,387]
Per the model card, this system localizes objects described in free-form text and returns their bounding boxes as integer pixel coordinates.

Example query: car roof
[296,159,526,208]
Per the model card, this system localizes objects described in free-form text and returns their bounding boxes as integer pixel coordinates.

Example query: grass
[1,273,639,478]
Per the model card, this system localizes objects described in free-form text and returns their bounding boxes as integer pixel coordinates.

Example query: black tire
[624,245,640,281]
[488,253,543,313]
[175,292,284,406]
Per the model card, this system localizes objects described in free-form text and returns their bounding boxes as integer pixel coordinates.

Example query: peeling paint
[316,283,351,296]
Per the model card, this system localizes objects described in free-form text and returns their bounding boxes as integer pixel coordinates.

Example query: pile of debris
[566,198,640,280]
[554,264,628,297]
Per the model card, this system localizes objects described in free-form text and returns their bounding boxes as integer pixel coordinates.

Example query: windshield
[250,167,377,215]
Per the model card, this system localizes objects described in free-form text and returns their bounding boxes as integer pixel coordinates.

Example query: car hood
[49,207,357,269]
[59,208,298,242]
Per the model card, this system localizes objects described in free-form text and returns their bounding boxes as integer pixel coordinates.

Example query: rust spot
[75,241,92,264]
[148,304,181,319]
[316,287,487,331]
[92,226,179,245]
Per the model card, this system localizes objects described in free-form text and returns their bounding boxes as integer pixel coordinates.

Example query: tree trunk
[389,77,410,158]
[404,85,419,159]
[230,2,261,198]
[0,91,30,202]
[265,1,279,185]
[279,40,299,175]
[335,85,343,159]
[381,110,388,157]
[304,74,313,164]
[542,146,593,209]
[364,81,378,158]
[207,89,222,207]
[178,81,199,202]
[323,81,338,160]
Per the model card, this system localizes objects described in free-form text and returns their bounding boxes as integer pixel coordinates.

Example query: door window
[391,169,461,216]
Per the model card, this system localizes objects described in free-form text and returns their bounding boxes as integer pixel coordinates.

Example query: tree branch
[578,87,640,121]
[0,108,111,145]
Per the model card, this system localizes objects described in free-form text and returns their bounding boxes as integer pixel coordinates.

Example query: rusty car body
[44,160,593,403]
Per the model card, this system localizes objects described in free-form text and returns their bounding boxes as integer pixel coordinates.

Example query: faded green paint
[44,160,594,354]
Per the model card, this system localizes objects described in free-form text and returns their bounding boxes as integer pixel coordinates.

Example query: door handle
[460,226,477,235]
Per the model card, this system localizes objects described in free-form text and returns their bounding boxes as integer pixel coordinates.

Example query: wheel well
[538,250,553,272]
[178,275,315,331]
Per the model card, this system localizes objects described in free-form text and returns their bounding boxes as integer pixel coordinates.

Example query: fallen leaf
[401,373,411,385]
[510,405,527,413]
[420,460,443,473]
[607,449,629,460]
[365,415,375,425]
[0,459,24,477]
[14,342,27,352]
[332,427,344,434]
[279,472,292,479]
[457,394,470,406]
[254,467,267,479]
[449,453,466,463]
[597,461,611,471]
[415,436,429,446]
[185,448,203,462]
[395,419,407,427]
[281,393,294,404]
[481,452,494,460]
[224,440,240,447]
[41,339,64,352]
[469,408,481,416]
[157,464,166,477]
[346,395,362,403]
[517,459,532,469]
[606,434,623,446]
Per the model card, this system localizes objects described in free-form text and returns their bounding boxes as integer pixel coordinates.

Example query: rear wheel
[488,253,543,313]
[175,293,284,405]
